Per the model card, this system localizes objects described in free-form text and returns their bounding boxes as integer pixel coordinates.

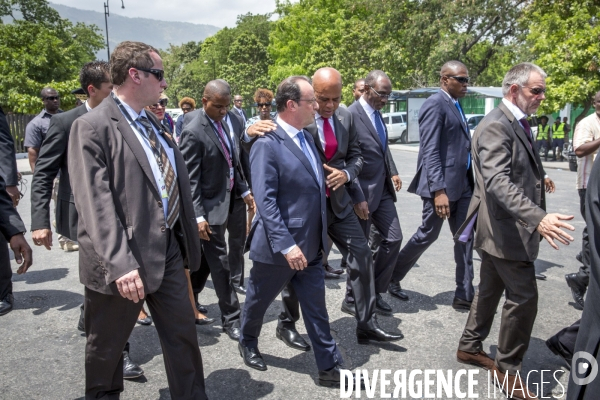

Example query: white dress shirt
[315,114,351,181]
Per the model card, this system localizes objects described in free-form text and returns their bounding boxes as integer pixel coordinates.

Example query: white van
[382,112,408,143]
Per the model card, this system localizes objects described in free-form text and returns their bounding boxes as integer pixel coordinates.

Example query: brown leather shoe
[456,350,495,370]
[490,366,538,400]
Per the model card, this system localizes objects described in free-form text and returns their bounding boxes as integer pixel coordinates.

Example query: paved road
[1,149,583,399]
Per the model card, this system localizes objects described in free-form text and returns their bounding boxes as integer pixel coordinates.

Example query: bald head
[312,67,342,118]
[203,79,231,100]
[440,60,467,77]
[312,67,342,90]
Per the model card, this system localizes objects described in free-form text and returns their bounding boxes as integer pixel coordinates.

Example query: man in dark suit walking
[68,41,207,399]
[29,61,144,379]
[179,80,253,341]
[348,70,402,314]
[239,75,353,388]
[0,105,32,315]
[272,68,402,348]
[455,63,574,400]
[232,95,247,124]
[389,61,475,310]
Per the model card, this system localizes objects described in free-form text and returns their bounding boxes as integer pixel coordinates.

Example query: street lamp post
[204,59,216,80]
[104,0,125,60]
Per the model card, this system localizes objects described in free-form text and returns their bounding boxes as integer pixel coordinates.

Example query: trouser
[198,224,241,328]
[357,190,402,294]
[279,201,377,330]
[550,319,579,359]
[392,186,474,301]
[536,139,549,160]
[227,197,247,289]
[577,189,590,286]
[84,229,207,400]
[458,250,538,374]
[241,257,343,371]
[0,234,12,299]
[552,138,564,160]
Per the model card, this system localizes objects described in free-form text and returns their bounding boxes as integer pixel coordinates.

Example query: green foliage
[527,0,600,123]
[162,41,203,106]
[0,0,104,113]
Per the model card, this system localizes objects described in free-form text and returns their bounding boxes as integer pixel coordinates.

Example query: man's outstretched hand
[537,213,575,250]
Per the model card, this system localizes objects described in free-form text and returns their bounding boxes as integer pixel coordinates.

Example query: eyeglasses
[234,99,243,103]
[368,86,390,99]
[136,68,164,82]
[447,76,470,84]
[150,98,168,108]
[257,103,271,108]
[521,86,546,95]
[44,96,60,101]
[296,98,317,104]
[181,107,192,112]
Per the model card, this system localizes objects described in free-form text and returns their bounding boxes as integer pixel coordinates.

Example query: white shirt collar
[276,116,304,139]
[118,98,149,122]
[440,88,457,102]
[84,101,92,112]
[502,98,527,121]
[359,96,377,117]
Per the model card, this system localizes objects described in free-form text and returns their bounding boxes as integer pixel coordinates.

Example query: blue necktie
[373,111,387,151]
[455,101,471,170]
[297,132,320,183]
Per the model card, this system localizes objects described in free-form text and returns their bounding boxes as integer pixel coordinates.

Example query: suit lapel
[305,123,325,160]
[334,111,345,146]
[499,103,538,170]
[442,92,469,137]
[202,115,230,162]
[358,103,385,151]
[278,126,320,186]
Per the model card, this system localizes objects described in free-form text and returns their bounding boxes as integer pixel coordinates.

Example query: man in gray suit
[348,70,402,314]
[179,80,253,341]
[68,41,206,399]
[455,63,574,400]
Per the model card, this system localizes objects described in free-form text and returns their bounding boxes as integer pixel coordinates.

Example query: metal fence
[6,114,34,153]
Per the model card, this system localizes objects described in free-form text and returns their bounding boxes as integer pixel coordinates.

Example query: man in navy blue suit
[239,76,347,388]
[388,60,476,310]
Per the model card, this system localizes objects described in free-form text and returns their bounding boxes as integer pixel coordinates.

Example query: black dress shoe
[340,258,348,270]
[224,326,241,341]
[535,272,547,280]
[195,317,216,325]
[238,342,267,371]
[388,281,409,301]
[324,263,343,275]
[123,351,144,379]
[319,365,365,389]
[276,326,311,351]
[565,273,586,309]
[0,294,13,316]
[195,302,208,314]
[576,252,583,264]
[341,300,356,317]
[356,327,403,344]
[452,297,472,311]
[77,305,85,332]
[136,316,153,325]
[375,294,392,314]
[546,335,572,370]
[234,285,247,295]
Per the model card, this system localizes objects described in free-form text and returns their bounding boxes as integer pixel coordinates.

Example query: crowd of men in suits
[0,40,597,400]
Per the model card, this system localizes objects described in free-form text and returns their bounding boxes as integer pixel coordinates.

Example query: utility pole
[104,0,125,60]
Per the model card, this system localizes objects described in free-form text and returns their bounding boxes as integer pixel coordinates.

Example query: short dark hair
[110,41,159,86]
[203,80,231,100]
[353,78,365,89]
[364,70,390,88]
[40,87,57,98]
[79,61,110,96]
[275,76,311,113]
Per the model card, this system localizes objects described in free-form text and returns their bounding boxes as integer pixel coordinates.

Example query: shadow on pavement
[13,289,82,315]
[205,368,275,399]
[12,267,69,284]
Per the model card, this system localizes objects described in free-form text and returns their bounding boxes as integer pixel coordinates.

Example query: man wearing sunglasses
[68,41,207,399]
[24,87,63,172]
[389,60,475,312]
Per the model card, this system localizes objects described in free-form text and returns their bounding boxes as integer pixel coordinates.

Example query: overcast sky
[49,0,279,28]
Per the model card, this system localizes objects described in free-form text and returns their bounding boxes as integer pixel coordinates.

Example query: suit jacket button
[535,183,541,188]
[161,225,166,232]
[158,201,163,208]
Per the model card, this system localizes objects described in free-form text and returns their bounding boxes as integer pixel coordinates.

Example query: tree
[0,0,104,113]
[527,0,600,125]
[162,41,203,106]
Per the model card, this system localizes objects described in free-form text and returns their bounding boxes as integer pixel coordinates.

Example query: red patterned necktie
[323,117,338,197]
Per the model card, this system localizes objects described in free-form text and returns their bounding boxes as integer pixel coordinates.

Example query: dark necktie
[138,116,180,228]
[215,122,234,191]
[322,117,337,197]
[373,110,387,151]
[455,101,471,170]
[520,118,533,149]
[297,131,320,184]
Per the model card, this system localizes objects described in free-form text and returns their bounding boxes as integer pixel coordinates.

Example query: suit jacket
[0,174,25,241]
[30,105,87,240]
[306,108,363,219]
[456,102,547,262]
[68,96,201,295]
[347,101,396,212]
[407,90,474,201]
[247,125,328,266]
[227,110,252,191]
[179,109,248,226]
[0,106,18,186]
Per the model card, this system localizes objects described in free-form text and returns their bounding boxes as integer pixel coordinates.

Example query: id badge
[158,176,169,199]
[229,167,234,180]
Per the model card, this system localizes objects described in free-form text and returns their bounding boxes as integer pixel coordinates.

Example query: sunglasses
[44,96,60,101]
[137,68,164,81]
[447,76,470,84]
[522,86,546,95]
[257,103,271,108]
[150,98,168,108]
